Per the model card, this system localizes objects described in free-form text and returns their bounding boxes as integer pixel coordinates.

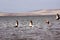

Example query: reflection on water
[0,15,60,40]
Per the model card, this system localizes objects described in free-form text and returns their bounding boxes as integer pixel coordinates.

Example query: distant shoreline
[0,15,56,16]
[0,9,60,16]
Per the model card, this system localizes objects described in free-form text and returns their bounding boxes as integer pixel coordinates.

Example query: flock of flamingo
[14,13,60,28]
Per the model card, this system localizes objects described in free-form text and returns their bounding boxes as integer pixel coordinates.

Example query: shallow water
[0,15,60,40]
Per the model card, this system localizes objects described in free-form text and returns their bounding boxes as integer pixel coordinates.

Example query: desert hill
[0,9,60,16]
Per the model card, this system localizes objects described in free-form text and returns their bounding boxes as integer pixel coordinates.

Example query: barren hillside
[0,9,60,16]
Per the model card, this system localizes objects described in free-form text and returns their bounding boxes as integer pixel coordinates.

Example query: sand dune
[0,9,60,16]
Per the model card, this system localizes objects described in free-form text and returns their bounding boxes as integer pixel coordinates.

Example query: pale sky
[0,0,60,13]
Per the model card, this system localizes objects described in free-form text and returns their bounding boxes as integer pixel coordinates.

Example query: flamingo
[29,20,33,27]
[56,13,60,20]
[14,20,18,28]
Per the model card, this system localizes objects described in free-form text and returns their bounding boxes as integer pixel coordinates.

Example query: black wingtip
[14,26,18,28]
